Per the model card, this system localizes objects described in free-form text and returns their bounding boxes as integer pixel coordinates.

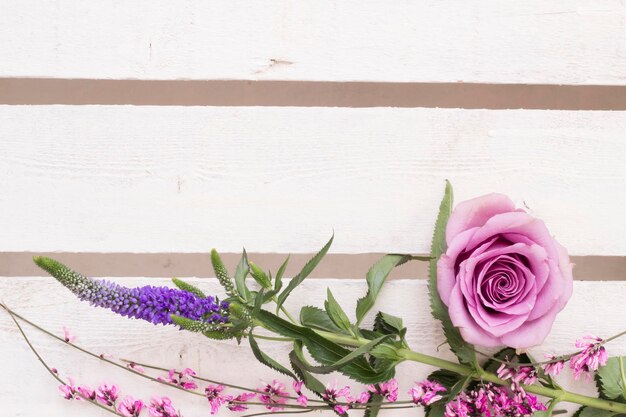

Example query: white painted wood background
[0,106,625,255]
[1,1,625,416]
[1,278,625,417]
[1,1,626,83]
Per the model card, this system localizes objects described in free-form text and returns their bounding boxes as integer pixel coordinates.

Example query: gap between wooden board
[2,79,626,109]
[1,253,623,280]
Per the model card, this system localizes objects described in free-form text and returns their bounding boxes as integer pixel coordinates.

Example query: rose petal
[446,193,516,246]
[437,227,479,306]
[447,283,502,346]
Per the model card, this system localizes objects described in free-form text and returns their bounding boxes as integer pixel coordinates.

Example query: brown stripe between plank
[1,78,626,109]
[0,253,623,280]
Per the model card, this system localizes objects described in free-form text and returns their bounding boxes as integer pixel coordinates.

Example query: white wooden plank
[1,1,625,84]
[0,278,623,416]
[0,106,625,256]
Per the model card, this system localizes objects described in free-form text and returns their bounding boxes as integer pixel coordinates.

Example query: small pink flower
[226,392,256,412]
[51,367,59,374]
[542,354,565,377]
[445,394,473,417]
[354,391,370,404]
[570,334,608,381]
[59,377,77,400]
[367,378,398,402]
[96,383,120,406]
[409,379,447,406]
[205,384,228,414]
[334,404,349,414]
[158,368,197,390]
[77,385,96,401]
[512,366,538,386]
[63,326,77,343]
[127,362,146,373]
[292,380,308,407]
[259,380,288,411]
[148,396,178,417]
[99,353,114,360]
[118,396,144,417]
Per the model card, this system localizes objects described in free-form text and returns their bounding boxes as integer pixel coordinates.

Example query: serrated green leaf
[274,256,289,292]
[256,308,394,383]
[596,357,626,401]
[370,344,403,361]
[234,249,251,302]
[572,406,626,417]
[447,375,472,402]
[355,254,412,325]
[249,262,272,289]
[211,249,236,297]
[425,369,464,417]
[248,332,296,379]
[300,306,347,334]
[289,341,346,417]
[428,181,478,368]
[325,288,352,332]
[251,288,265,319]
[373,311,405,336]
[296,334,392,374]
[276,234,333,310]
[171,278,206,298]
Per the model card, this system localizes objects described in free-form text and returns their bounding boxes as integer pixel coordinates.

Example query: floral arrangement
[4,182,625,417]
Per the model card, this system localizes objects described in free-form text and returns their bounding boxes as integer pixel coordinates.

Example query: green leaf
[249,262,272,289]
[373,311,405,337]
[572,407,626,417]
[369,344,403,361]
[289,341,346,417]
[171,278,206,298]
[234,249,251,302]
[428,181,478,368]
[300,306,347,334]
[447,375,472,402]
[211,249,236,297]
[295,334,392,374]
[248,332,296,379]
[252,288,265,319]
[424,369,464,417]
[596,357,626,401]
[256,308,394,383]
[355,254,412,325]
[276,234,333,310]
[324,288,352,332]
[274,256,289,293]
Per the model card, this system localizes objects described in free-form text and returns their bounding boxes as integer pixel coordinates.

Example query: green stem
[398,349,626,414]
[314,328,626,414]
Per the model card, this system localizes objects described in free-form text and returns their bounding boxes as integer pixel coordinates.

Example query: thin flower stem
[473,330,626,367]
[3,304,125,417]
[243,410,313,417]
[0,303,205,399]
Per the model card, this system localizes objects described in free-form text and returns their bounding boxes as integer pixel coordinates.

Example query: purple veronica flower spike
[34,256,228,327]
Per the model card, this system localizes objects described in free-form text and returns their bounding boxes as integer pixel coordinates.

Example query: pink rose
[437,194,573,348]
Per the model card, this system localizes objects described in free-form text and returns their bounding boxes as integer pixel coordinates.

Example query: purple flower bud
[34,257,229,327]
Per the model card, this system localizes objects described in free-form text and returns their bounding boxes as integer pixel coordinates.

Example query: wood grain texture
[0,278,624,416]
[0,106,625,255]
[1,1,626,84]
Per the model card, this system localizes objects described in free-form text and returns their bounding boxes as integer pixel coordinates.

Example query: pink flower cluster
[409,379,447,406]
[445,383,546,417]
[540,334,608,381]
[58,377,180,417]
[205,384,256,414]
[570,335,608,381]
[158,368,198,390]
